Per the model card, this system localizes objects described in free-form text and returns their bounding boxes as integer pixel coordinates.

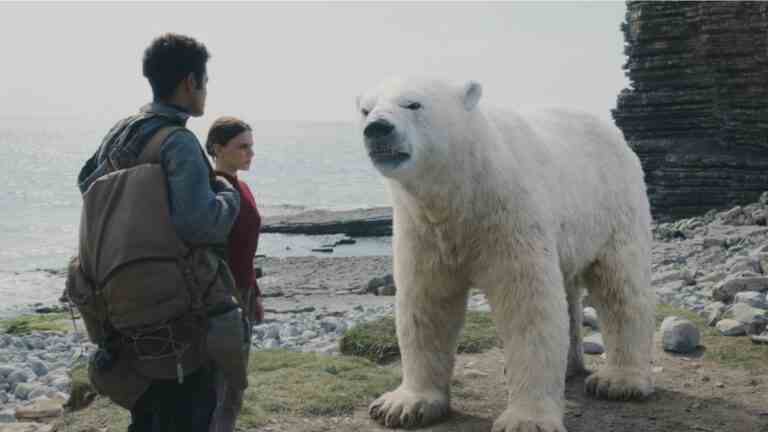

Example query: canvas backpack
[65,125,247,408]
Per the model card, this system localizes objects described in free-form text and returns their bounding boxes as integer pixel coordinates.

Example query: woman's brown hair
[205,116,252,158]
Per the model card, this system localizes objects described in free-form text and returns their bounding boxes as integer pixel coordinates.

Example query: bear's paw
[491,406,566,432]
[368,387,449,429]
[585,367,653,401]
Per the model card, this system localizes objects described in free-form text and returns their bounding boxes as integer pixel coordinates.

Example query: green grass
[57,350,400,431]
[0,313,72,335]
[339,311,499,364]
[655,303,768,371]
[240,350,400,427]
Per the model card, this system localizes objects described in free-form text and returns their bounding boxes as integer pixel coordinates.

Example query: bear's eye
[404,102,422,110]
[361,108,370,116]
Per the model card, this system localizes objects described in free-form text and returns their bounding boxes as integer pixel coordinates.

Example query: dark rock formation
[614,1,768,221]
[261,207,392,236]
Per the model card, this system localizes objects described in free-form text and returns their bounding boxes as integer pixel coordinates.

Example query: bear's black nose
[364,119,395,139]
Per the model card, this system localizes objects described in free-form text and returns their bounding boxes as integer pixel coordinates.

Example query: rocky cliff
[614,1,768,221]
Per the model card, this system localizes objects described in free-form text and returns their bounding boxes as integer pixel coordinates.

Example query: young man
[77,33,240,432]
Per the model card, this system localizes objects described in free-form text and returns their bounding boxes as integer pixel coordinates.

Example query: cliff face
[614,1,768,221]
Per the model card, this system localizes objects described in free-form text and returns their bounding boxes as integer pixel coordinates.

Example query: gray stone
[583,333,604,355]
[27,358,48,378]
[368,274,396,296]
[700,301,727,327]
[7,370,28,386]
[263,339,281,349]
[660,316,700,353]
[724,303,768,335]
[0,391,7,405]
[712,275,768,302]
[14,383,36,400]
[716,319,748,336]
[734,291,768,309]
[653,269,693,286]
[702,238,727,249]
[697,271,726,284]
[0,366,15,379]
[0,408,15,423]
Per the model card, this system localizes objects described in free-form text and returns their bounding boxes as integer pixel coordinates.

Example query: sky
[0,1,629,125]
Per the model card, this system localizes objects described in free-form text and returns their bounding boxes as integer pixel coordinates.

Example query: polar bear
[357,77,655,432]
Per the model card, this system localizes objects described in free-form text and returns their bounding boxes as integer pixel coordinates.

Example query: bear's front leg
[481,258,569,432]
[369,258,469,429]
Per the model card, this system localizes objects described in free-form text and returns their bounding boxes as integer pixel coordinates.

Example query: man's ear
[185,72,198,93]
[462,81,482,111]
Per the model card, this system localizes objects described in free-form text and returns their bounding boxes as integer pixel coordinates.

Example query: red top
[216,171,261,297]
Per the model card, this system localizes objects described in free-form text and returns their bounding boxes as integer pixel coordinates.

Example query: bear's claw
[585,368,653,401]
[368,388,449,429]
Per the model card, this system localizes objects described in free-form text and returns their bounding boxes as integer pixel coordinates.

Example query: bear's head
[357,76,483,182]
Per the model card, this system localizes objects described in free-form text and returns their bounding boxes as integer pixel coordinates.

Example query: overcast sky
[0,2,628,125]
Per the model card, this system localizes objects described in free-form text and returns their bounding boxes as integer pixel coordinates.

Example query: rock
[262,339,281,349]
[615,1,768,220]
[716,319,748,336]
[583,333,605,355]
[734,291,768,309]
[751,333,768,345]
[0,423,54,432]
[0,367,15,379]
[660,316,700,353]
[7,370,28,387]
[582,307,599,330]
[13,383,36,400]
[14,398,64,420]
[27,359,47,378]
[700,301,726,327]
[712,275,768,302]
[367,274,396,296]
[723,303,768,334]
[726,256,761,274]
[702,238,727,249]
[653,269,694,286]
[0,409,16,423]
[261,207,393,236]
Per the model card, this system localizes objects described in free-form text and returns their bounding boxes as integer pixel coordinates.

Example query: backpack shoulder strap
[137,126,184,165]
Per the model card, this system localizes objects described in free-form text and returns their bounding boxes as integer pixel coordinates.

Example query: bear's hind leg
[583,242,655,400]
[369,268,469,429]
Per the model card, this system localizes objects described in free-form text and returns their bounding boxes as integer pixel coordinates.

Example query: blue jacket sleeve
[160,129,241,245]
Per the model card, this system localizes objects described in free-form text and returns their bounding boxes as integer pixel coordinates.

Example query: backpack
[65,126,247,408]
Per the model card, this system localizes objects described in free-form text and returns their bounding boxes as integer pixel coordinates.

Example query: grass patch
[0,313,72,335]
[56,350,400,431]
[242,350,400,426]
[58,395,130,431]
[655,303,768,371]
[339,311,499,364]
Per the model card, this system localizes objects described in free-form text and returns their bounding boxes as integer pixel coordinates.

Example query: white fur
[360,77,655,432]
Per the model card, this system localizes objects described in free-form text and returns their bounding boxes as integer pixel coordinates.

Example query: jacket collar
[140,102,190,125]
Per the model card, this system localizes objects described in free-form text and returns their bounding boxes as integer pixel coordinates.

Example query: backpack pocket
[65,255,108,344]
[104,259,191,330]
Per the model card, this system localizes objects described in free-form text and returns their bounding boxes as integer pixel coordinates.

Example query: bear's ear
[462,81,482,111]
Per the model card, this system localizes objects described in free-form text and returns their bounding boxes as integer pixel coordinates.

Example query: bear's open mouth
[369,151,411,164]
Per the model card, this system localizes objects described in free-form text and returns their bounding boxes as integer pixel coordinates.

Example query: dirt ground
[250,334,768,432]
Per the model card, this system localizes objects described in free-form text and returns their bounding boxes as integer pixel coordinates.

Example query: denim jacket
[77,103,240,245]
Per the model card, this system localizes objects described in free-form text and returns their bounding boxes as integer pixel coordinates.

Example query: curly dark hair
[142,33,210,101]
[206,117,252,158]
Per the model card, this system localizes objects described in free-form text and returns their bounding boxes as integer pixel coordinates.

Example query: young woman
[205,116,264,432]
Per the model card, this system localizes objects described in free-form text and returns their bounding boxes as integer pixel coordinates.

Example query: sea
[0,117,393,312]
